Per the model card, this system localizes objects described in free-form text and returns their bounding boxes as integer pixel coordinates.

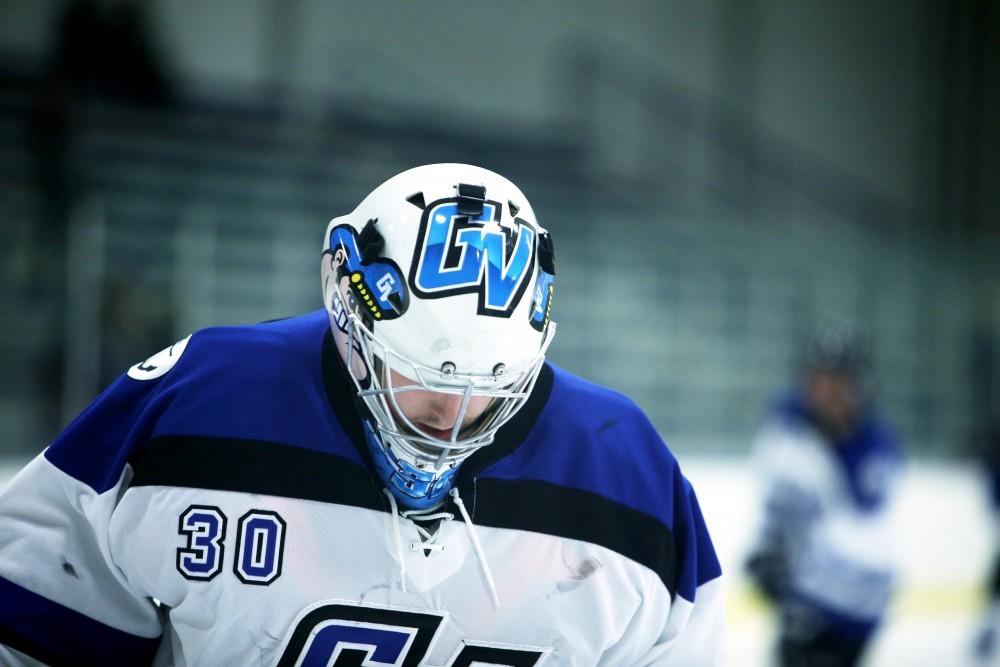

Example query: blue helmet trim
[364,420,458,510]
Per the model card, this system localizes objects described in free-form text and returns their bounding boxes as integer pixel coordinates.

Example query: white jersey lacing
[382,488,500,610]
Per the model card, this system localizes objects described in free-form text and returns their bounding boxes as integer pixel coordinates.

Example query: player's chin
[413,423,457,442]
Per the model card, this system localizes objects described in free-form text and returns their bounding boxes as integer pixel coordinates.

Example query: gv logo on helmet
[410,198,536,318]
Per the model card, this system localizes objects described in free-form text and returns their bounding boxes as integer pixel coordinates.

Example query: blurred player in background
[0,164,725,665]
[745,322,904,667]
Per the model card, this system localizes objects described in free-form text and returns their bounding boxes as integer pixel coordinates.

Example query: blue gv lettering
[413,201,535,316]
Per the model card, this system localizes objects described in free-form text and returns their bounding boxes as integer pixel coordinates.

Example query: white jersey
[750,393,903,631]
[0,312,726,666]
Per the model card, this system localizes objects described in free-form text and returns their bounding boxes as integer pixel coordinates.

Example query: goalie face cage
[336,294,555,474]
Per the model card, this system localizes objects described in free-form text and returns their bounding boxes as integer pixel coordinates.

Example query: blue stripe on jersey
[480,365,722,599]
[0,575,161,667]
[44,372,163,493]
[45,311,364,493]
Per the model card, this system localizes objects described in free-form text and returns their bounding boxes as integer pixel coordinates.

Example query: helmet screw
[493,363,506,377]
[441,362,456,376]
[416,462,425,469]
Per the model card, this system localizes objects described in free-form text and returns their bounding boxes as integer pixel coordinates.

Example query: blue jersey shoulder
[485,364,687,532]
[487,366,677,506]
[46,311,366,492]
[150,310,358,455]
[482,364,721,596]
[160,311,328,394]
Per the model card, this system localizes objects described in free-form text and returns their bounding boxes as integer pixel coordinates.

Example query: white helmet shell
[342,163,545,376]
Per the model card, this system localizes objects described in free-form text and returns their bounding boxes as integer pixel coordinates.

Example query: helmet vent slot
[406,192,426,210]
[456,183,486,216]
[358,218,384,263]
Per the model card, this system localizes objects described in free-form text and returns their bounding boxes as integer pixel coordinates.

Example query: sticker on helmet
[324,223,409,327]
[409,197,536,318]
[127,335,192,381]
[529,231,556,331]
[528,271,555,332]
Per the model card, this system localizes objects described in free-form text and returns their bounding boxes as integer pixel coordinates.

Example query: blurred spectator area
[0,0,997,457]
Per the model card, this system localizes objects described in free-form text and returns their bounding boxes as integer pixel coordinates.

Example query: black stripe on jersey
[129,436,386,511]
[464,477,679,598]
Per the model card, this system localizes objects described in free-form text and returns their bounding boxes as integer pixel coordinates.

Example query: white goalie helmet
[321,163,556,508]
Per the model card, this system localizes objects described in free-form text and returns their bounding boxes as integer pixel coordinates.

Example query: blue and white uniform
[0,311,726,666]
[749,392,904,642]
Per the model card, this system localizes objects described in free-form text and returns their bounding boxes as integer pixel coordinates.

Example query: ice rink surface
[0,455,995,666]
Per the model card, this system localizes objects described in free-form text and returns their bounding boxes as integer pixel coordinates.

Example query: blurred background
[0,0,997,664]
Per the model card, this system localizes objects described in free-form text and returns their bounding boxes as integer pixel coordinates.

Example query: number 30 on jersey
[176,505,286,584]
